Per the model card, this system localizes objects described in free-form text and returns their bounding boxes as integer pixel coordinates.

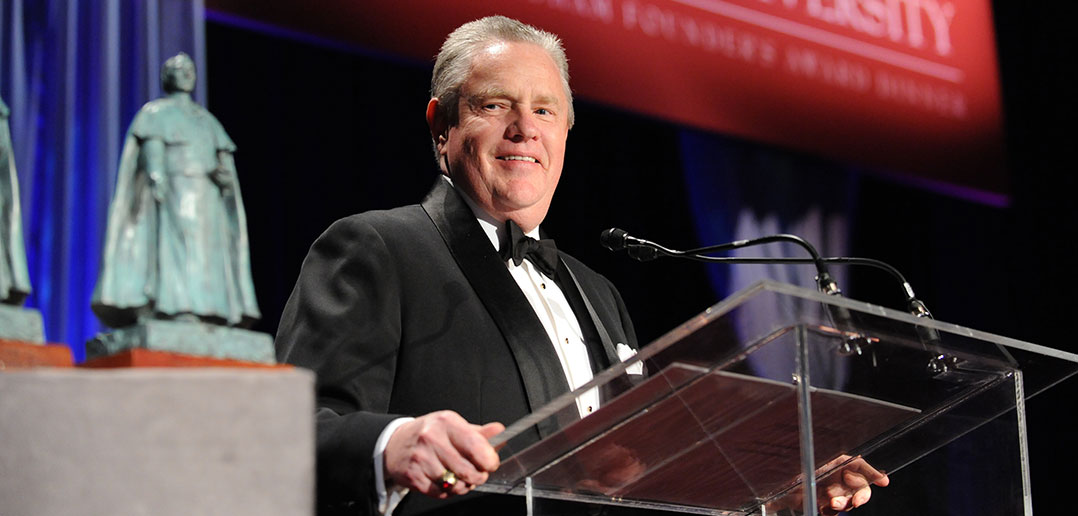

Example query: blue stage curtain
[1,0,206,360]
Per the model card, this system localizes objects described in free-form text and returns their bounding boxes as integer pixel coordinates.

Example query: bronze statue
[0,95,31,306]
[92,53,259,329]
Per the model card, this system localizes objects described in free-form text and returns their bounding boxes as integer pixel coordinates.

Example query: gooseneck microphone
[601,228,938,315]
[602,228,948,368]
[601,228,844,296]
[603,228,861,352]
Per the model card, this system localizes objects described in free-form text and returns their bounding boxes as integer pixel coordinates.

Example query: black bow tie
[501,219,559,277]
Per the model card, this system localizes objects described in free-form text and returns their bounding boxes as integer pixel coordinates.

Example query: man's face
[438,41,570,231]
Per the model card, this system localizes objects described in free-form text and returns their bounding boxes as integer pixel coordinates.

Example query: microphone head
[600,228,629,251]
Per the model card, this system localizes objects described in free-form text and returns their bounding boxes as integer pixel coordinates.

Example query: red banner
[208,0,1006,200]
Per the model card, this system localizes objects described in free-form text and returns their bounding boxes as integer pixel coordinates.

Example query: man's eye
[535,108,551,115]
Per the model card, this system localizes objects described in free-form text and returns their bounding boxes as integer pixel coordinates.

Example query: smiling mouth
[497,155,539,164]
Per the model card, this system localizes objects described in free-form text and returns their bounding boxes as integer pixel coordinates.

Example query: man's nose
[505,109,540,142]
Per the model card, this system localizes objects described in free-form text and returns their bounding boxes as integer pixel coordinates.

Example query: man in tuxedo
[276,15,637,515]
[276,15,886,516]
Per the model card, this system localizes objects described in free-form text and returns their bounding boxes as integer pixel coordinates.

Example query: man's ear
[426,98,449,150]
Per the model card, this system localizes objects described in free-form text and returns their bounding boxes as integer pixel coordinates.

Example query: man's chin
[493,195,546,214]
[494,203,550,229]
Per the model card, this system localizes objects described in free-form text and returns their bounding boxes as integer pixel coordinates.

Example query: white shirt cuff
[373,417,414,515]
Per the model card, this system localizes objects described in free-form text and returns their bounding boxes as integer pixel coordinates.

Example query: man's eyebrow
[466,87,512,104]
[532,94,560,107]
[465,89,562,108]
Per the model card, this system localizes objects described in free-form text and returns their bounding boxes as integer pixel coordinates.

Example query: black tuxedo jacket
[275,179,638,515]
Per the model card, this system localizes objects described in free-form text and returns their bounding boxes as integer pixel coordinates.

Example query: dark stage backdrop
[206,2,1075,512]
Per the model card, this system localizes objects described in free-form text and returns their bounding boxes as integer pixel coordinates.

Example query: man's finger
[825,481,852,500]
[438,468,473,497]
[433,448,488,488]
[477,421,505,439]
[818,455,889,514]
[851,485,873,508]
[431,427,491,488]
[845,458,890,487]
[842,470,871,490]
[478,422,509,451]
[448,422,502,474]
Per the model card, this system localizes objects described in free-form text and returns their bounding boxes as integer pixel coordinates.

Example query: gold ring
[440,470,457,490]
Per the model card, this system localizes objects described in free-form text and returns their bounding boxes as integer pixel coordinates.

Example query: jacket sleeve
[275,215,405,509]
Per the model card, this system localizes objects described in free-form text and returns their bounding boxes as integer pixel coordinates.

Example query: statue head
[161,53,196,94]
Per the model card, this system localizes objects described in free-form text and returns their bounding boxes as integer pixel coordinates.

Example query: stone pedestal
[0,368,315,516]
[0,304,44,342]
[87,319,275,364]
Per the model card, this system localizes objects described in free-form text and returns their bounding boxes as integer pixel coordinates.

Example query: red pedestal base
[79,348,290,369]
[0,339,74,369]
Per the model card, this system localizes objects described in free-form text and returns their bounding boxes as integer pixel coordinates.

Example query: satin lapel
[421,180,570,438]
[559,260,620,369]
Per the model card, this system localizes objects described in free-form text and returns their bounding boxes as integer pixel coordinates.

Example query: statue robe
[0,97,31,305]
[92,96,260,328]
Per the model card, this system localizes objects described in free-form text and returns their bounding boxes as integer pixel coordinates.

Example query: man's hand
[765,454,889,514]
[820,455,890,515]
[384,410,504,499]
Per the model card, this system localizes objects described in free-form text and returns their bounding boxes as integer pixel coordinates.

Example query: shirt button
[541,283,546,289]
[565,338,569,344]
[587,406,593,413]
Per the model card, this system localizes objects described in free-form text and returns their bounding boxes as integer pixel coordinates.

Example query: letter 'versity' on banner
[754,0,957,57]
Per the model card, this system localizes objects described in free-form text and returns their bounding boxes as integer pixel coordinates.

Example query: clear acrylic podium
[475,280,1078,515]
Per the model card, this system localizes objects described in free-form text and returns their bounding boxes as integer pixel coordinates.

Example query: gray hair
[431,16,575,130]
